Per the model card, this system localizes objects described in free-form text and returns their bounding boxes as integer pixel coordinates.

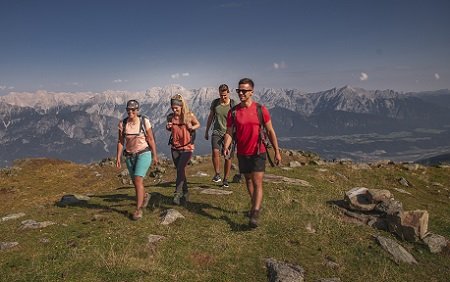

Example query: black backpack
[167,113,196,149]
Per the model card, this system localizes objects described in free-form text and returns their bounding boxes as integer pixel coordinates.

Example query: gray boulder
[160,209,185,225]
[266,258,305,282]
[1,212,26,222]
[423,233,449,253]
[0,242,19,250]
[375,235,417,264]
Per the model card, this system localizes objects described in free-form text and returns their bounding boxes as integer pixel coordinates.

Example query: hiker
[166,94,200,205]
[223,78,282,228]
[204,84,239,188]
[116,99,159,220]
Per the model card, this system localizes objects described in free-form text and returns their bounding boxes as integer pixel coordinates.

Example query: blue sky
[0,0,449,94]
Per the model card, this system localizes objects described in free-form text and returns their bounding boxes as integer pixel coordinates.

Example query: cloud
[359,72,368,81]
[0,85,14,91]
[434,73,440,80]
[171,72,190,79]
[273,61,287,70]
[113,79,128,83]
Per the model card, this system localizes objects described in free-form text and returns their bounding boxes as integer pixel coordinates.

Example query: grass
[0,155,449,281]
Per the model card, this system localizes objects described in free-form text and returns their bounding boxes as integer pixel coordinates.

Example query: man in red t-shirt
[223,78,282,228]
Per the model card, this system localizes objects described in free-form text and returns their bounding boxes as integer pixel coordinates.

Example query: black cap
[126,100,139,109]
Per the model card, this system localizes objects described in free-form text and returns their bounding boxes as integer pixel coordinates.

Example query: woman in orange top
[166,94,200,205]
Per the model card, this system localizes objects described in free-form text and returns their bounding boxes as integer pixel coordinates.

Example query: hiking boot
[181,192,190,205]
[232,173,242,183]
[132,208,143,221]
[173,194,182,205]
[222,179,229,188]
[249,209,261,228]
[212,173,222,183]
[142,193,150,208]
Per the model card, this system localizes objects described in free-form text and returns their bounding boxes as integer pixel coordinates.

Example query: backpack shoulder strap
[212,98,221,110]
[139,115,148,137]
[122,117,128,137]
[230,99,236,108]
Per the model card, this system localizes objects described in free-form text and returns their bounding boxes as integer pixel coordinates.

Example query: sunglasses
[126,108,138,112]
[235,89,253,94]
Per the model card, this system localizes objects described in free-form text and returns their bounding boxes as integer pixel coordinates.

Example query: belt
[123,147,150,158]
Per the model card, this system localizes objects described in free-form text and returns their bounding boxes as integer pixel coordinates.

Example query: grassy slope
[0,157,449,282]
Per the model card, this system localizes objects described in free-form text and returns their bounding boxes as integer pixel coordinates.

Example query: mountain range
[1,85,449,166]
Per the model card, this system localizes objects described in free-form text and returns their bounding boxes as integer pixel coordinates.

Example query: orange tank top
[170,118,194,151]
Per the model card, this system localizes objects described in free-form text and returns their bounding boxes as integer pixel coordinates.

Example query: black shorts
[237,153,266,173]
[211,133,225,151]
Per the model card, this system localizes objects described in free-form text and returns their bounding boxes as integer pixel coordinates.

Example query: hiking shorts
[126,151,152,178]
[211,133,225,151]
[237,153,266,173]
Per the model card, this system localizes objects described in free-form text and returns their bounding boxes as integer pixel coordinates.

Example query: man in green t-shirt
[204,84,237,188]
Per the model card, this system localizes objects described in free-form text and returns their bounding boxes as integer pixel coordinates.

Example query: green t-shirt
[210,98,235,135]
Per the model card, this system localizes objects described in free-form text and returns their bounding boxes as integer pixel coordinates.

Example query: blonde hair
[170,94,193,124]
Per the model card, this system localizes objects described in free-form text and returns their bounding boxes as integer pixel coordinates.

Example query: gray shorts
[211,133,224,151]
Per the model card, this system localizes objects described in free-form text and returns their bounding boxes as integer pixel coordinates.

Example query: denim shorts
[126,151,152,178]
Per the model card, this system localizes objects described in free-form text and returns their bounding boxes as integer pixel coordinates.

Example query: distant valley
[1,85,449,166]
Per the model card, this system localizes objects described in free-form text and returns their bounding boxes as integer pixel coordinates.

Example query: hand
[223,148,230,158]
[274,151,282,166]
[153,155,159,165]
[166,122,173,129]
[116,158,121,169]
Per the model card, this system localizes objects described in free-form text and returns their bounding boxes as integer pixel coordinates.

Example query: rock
[351,163,371,170]
[423,233,449,253]
[375,198,403,215]
[289,161,303,168]
[393,188,412,195]
[402,163,420,171]
[19,219,56,230]
[281,167,294,171]
[266,258,305,282]
[1,212,26,222]
[200,189,233,195]
[189,159,199,165]
[317,278,341,282]
[375,235,417,264]
[344,187,377,211]
[398,177,412,187]
[323,256,340,269]
[193,171,209,177]
[160,209,185,225]
[231,163,238,170]
[57,194,91,206]
[368,189,392,202]
[119,169,129,177]
[335,172,349,181]
[147,234,166,245]
[264,174,312,187]
[0,242,19,250]
[338,159,353,165]
[316,168,328,172]
[92,214,108,221]
[149,165,166,178]
[39,238,50,244]
[305,222,316,234]
[387,210,429,241]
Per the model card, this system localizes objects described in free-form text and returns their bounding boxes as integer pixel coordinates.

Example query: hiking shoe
[249,209,261,228]
[212,174,222,183]
[173,194,181,205]
[222,179,229,188]
[132,208,143,221]
[232,173,242,183]
[142,193,150,208]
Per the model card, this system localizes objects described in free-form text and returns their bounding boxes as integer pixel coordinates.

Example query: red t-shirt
[226,102,270,156]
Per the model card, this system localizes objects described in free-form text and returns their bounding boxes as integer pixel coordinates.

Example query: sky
[0,0,449,94]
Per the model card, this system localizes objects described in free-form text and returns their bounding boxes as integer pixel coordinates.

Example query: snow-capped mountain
[0,85,449,165]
